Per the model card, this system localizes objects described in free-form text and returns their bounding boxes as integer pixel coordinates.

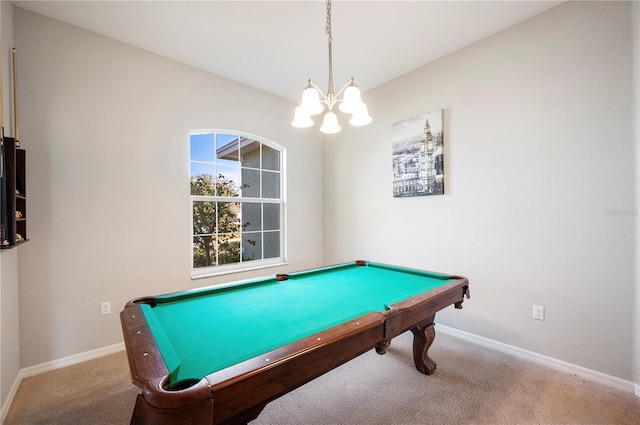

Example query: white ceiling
[13,1,563,101]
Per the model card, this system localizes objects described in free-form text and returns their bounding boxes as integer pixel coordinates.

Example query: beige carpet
[5,331,640,424]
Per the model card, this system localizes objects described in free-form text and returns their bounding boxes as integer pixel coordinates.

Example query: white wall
[633,0,640,391]
[0,250,18,415]
[14,7,324,368]
[324,1,636,381]
[0,0,21,415]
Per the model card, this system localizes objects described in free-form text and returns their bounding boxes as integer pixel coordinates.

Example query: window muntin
[190,131,285,277]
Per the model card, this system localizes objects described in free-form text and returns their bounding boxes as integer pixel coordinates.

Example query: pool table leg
[130,394,214,425]
[374,339,391,354]
[410,314,437,375]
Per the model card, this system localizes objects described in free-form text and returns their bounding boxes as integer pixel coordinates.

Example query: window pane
[193,236,215,268]
[217,202,240,234]
[263,203,279,230]
[242,203,261,232]
[190,133,214,163]
[191,172,217,196]
[262,145,280,171]
[240,139,260,169]
[216,165,240,197]
[215,134,240,164]
[190,162,215,180]
[218,238,240,265]
[264,231,280,259]
[262,171,280,198]
[242,168,260,197]
[242,232,262,262]
[193,201,216,235]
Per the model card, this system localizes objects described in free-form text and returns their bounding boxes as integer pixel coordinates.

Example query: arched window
[190,130,285,278]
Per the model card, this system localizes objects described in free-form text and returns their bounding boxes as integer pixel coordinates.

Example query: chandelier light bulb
[349,102,372,127]
[291,105,314,128]
[338,83,361,114]
[320,111,341,134]
[301,86,324,115]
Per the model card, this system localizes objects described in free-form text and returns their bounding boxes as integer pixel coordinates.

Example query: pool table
[120,260,470,425]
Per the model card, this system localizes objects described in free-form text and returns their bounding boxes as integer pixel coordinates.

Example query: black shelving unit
[1,136,27,248]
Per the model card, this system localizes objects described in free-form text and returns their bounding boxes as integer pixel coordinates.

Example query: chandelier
[291,0,372,134]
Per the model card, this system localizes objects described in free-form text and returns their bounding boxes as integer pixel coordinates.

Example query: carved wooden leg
[375,339,391,355]
[130,394,214,425]
[410,315,437,375]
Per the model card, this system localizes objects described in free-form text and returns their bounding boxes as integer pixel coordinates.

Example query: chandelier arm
[307,79,327,99]
[334,78,354,100]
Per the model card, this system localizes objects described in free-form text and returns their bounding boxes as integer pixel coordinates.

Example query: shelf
[1,137,27,248]
[1,239,28,250]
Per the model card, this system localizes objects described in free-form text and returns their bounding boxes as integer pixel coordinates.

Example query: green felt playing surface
[141,262,452,387]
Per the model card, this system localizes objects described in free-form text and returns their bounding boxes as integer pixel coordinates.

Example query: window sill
[191,259,287,280]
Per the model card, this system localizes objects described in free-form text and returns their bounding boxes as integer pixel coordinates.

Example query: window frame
[190,129,287,279]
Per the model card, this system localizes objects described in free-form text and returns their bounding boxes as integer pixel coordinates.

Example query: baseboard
[18,342,125,379]
[437,324,638,396]
[1,370,23,425]
[1,342,125,424]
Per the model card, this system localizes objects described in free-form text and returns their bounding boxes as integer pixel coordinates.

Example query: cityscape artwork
[392,110,444,197]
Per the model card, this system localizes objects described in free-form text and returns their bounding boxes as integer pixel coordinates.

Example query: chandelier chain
[325,0,332,43]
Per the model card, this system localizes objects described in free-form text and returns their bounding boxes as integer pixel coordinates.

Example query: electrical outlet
[100,301,111,315]
[533,305,544,321]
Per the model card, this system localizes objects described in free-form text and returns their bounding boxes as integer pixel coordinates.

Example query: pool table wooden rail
[121,305,387,425]
[120,263,470,425]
